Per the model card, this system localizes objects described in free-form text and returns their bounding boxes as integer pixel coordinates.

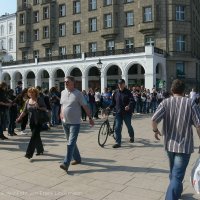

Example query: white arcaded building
[0,13,16,62]
[0,46,166,92]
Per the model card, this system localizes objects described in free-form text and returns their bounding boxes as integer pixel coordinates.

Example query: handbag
[37,110,49,124]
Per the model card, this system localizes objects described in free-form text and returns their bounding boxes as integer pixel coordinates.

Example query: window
[0,40,4,49]
[34,11,39,23]
[145,35,154,46]
[176,62,185,78]
[33,0,39,5]
[43,26,49,38]
[9,38,13,50]
[59,4,66,17]
[19,31,25,43]
[89,0,97,11]
[126,12,134,26]
[73,44,81,54]
[59,24,66,37]
[22,0,27,7]
[22,51,28,60]
[0,25,4,36]
[106,40,115,51]
[59,46,66,56]
[43,7,49,19]
[125,38,134,49]
[176,35,185,51]
[73,21,81,34]
[45,48,52,57]
[9,23,13,34]
[89,18,97,32]
[104,14,112,28]
[144,7,152,22]
[104,0,112,6]
[73,1,81,14]
[20,14,25,25]
[34,29,39,41]
[33,50,39,58]
[89,42,97,52]
[176,5,185,21]
[124,0,133,3]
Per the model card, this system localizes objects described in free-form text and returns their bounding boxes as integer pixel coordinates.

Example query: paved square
[0,115,199,200]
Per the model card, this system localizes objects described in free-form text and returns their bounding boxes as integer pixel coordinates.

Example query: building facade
[1,0,200,92]
[0,13,16,62]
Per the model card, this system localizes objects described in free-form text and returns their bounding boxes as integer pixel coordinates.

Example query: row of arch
[2,63,163,91]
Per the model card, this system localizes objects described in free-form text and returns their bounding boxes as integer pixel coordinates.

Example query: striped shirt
[152,96,200,154]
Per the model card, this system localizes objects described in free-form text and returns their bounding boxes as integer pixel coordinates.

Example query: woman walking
[16,87,47,159]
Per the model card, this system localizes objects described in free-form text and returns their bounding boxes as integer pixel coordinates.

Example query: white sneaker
[20,131,27,135]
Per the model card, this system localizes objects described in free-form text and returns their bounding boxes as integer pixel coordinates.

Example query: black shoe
[130,137,134,143]
[60,163,69,172]
[112,144,121,148]
[36,152,44,156]
[25,154,32,159]
[13,132,18,136]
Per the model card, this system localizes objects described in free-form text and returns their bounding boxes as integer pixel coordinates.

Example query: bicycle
[98,110,116,147]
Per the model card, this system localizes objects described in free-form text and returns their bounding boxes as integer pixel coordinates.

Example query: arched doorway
[27,71,35,87]
[128,64,145,88]
[40,70,49,89]
[88,67,100,90]
[70,68,82,91]
[107,65,122,90]
[156,63,165,90]
[55,69,65,91]
[14,72,22,87]
[2,73,11,88]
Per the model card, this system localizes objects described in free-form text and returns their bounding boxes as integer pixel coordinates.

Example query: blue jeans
[51,104,59,125]
[62,123,81,166]
[165,151,191,200]
[114,113,134,145]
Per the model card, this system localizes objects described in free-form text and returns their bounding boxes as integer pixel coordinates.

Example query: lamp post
[97,58,102,71]
[97,58,103,91]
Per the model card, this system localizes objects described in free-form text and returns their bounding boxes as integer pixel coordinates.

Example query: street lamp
[97,58,103,71]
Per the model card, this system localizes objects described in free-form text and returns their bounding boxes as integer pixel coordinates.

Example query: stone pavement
[0,114,199,200]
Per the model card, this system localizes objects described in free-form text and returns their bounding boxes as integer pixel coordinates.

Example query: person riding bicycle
[108,79,135,148]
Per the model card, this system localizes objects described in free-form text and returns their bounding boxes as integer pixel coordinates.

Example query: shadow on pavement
[181,193,198,200]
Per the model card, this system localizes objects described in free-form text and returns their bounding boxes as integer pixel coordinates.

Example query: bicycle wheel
[98,121,109,147]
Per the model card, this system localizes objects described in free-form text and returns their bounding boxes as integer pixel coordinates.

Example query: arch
[2,72,11,88]
[106,64,122,90]
[26,71,36,87]
[37,69,50,89]
[125,61,146,75]
[155,63,166,90]
[88,66,100,90]
[128,63,146,87]
[70,67,82,90]
[102,62,123,75]
[53,68,65,91]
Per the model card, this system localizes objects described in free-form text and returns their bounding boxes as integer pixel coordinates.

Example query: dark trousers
[26,123,44,157]
[94,101,101,118]
[0,111,5,136]
[21,113,28,131]
[8,109,17,134]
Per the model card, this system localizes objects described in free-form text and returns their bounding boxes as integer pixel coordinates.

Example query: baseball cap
[118,79,125,84]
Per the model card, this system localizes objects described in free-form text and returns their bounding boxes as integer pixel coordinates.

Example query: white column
[10,79,15,90]
[49,77,55,89]
[35,77,42,87]
[82,76,88,91]
[145,73,156,90]
[122,73,128,88]
[101,73,107,93]
[22,77,27,89]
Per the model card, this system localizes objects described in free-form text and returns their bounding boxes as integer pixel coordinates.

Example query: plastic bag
[191,156,200,194]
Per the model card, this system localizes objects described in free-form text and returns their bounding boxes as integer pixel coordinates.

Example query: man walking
[152,79,200,200]
[60,76,94,173]
[109,79,135,148]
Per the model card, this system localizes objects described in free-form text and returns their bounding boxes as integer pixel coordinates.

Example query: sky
[0,0,17,16]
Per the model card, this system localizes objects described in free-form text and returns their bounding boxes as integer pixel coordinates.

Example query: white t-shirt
[60,89,87,124]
